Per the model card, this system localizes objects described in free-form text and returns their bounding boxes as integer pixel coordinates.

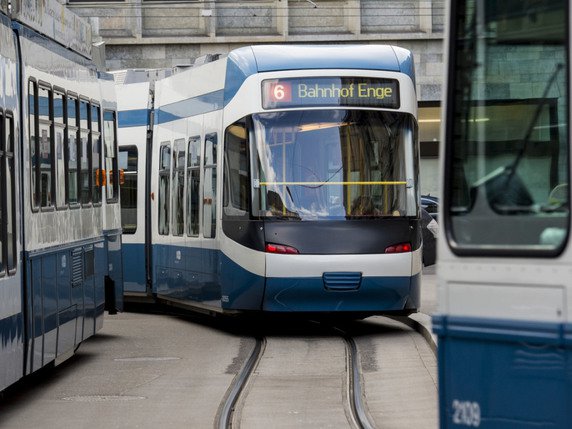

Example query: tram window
[448,0,569,253]
[0,111,4,274]
[54,92,66,207]
[186,136,200,237]
[158,143,171,235]
[67,96,79,206]
[79,100,91,205]
[119,146,138,234]
[5,114,16,272]
[223,119,250,217]
[203,133,217,239]
[104,110,118,202]
[38,85,53,209]
[172,139,185,236]
[251,110,413,220]
[92,104,101,204]
[29,81,39,210]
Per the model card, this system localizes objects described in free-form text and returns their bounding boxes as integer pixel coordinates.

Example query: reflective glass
[448,0,569,251]
[251,109,417,220]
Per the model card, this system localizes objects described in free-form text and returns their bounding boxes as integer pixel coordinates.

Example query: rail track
[215,323,377,429]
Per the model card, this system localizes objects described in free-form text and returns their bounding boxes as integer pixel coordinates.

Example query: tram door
[201,115,220,303]
[0,105,22,390]
[435,0,572,427]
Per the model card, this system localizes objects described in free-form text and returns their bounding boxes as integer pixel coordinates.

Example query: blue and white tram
[435,0,571,427]
[118,45,421,315]
[99,72,124,313]
[117,73,156,297]
[0,0,122,392]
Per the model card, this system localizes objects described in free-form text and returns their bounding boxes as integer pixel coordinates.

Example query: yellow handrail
[259,181,407,186]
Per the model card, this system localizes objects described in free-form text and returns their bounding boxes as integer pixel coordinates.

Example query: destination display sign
[262,77,400,110]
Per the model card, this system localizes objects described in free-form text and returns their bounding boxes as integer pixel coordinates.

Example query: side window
[203,133,217,239]
[79,100,91,205]
[224,119,250,217]
[53,91,66,207]
[67,95,79,205]
[5,113,16,272]
[0,110,4,274]
[158,143,171,235]
[172,139,186,236]
[186,136,201,237]
[91,104,101,204]
[29,80,39,209]
[119,146,138,234]
[0,111,17,274]
[104,110,118,202]
[38,85,53,208]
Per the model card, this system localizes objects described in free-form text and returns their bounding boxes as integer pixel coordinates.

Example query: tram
[118,44,422,316]
[0,0,122,392]
[434,0,571,427]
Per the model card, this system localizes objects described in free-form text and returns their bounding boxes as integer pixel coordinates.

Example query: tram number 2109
[452,400,481,427]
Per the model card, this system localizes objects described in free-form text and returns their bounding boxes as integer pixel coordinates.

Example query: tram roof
[252,45,409,74]
[224,44,415,105]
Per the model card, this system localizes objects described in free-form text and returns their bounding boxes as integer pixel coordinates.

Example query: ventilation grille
[323,272,362,291]
[71,248,83,287]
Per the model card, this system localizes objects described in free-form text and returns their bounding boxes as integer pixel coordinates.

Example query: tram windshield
[447,0,569,253]
[249,109,417,220]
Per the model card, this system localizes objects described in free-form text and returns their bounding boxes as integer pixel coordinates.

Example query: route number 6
[274,84,286,100]
[268,81,291,103]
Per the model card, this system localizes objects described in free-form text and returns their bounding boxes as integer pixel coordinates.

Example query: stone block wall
[70,0,445,102]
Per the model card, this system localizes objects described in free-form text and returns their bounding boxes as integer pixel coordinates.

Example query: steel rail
[344,336,376,429]
[216,337,265,429]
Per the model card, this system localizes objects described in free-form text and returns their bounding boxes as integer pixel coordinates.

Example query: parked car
[421,194,439,221]
[421,208,438,266]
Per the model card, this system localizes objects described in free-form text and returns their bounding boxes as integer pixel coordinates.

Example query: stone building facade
[69,0,445,195]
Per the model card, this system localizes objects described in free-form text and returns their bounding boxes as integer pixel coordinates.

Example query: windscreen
[251,109,417,220]
[448,0,569,252]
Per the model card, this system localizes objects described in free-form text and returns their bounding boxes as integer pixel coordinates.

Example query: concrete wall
[70,0,445,102]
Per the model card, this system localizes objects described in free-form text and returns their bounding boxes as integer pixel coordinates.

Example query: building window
[418,103,441,158]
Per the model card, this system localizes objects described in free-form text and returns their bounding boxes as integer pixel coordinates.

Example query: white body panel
[266,249,421,278]
[117,81,150,245]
